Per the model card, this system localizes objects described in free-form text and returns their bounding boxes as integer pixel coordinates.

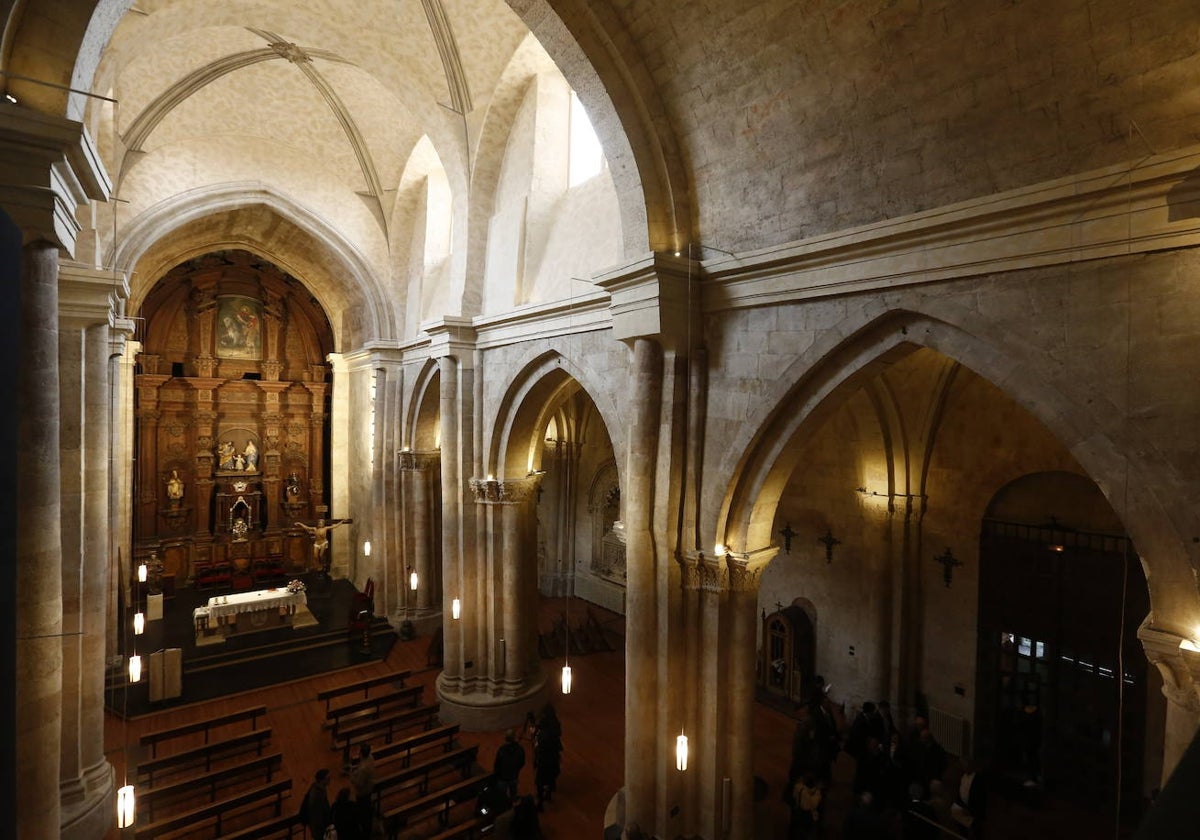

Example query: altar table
[194,587,306,641]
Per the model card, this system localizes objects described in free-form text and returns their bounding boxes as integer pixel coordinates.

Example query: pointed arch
[713,306,1199,639]
[484,348,622,483]
[113,182,394,347]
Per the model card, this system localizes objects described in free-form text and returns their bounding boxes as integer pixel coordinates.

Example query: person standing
[534,705,563,809]
[494,729,526,800]
[302,769,333,840]
[349,743,377,837]
[331,787,361,840]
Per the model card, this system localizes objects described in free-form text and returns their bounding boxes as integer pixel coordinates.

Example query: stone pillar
[498,476,540,690]
[625,337,663,830]
[697,554,725,837]
[58,265,120,840]
[437,357,464,683]
[677,554,702,839]
[726,548,777,840]
[399,450,441,620]
[110,338,138,656]
[17,240,65,840]
[1140,622,1200,785]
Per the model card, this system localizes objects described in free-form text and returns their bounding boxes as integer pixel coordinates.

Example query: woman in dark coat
[331,786,362,840]
[533,705,562,809]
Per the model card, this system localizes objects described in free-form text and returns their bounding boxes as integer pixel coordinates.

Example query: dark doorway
[976,518,1148,823]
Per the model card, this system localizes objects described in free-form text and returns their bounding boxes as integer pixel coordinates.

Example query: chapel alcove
[132,249,335,589]
[759,600,817,704]
[975,471,1157,815]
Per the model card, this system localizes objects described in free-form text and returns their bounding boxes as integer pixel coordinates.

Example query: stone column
[1140,623,1200,785]
[437,357,464,684]
[110,338,138,657]
[726,548,777,840]
[625,337,663,829]
[58,265,119,840]
[697,553,725,838]
[499,476,540,690]
[400,450,440,619]
[17,240,65,840]
[676,554,703,839]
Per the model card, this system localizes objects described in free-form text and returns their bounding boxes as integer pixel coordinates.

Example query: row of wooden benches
[129,668,495,839]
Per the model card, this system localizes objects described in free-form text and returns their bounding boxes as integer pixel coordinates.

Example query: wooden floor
[102,594,1133,839]
[103,596,631,839]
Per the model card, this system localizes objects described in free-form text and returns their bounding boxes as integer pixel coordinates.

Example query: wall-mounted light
[116,784,136,828]
[713,543,725,557]
[561,664,573,694]
[486,474,495,482]
[133,612,145,635]
[451,598,461,620]
[363,540,372,557]
[676,732,689,771]
[128,655,142,683]
[409,569,419,591]
[137,563,148,583]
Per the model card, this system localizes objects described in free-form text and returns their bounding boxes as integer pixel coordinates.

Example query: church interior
[5,1,1200,838]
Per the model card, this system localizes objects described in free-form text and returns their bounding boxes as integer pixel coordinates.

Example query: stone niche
[132,249,334,586]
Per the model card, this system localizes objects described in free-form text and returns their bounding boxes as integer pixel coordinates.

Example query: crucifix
[934,547,962,588]
[779,522,797,554]
[817,528,840,563]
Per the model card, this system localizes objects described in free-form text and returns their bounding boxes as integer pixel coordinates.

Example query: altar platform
[108,574,396,718]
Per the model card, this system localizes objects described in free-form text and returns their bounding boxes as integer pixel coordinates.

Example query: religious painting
[215,295,263,360]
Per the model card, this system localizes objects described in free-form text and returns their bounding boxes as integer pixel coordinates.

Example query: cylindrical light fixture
[451,598,461,620]
[137,563,147,583]
[409,569,418,591]
[561,663,573,695]
[363,540,371,557]
[133,612,145,635]
[676,732,689,771]
[128,655,142,683]
[116,784,136,828]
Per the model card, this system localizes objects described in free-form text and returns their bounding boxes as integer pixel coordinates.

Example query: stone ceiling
[91,0,535,318]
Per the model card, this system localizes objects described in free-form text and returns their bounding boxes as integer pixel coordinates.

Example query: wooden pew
[334,704,439,763]
[219,811,305,840]
[317,669,411,714]
[138,727,273,786]
[327,684,423,735]
[382,774,489,840]
[140,704,267,757]
[426,816,489,840]
[140,751,283,822]
[371,744,479,810]
[371,723,460,769]
[132,777,292,840]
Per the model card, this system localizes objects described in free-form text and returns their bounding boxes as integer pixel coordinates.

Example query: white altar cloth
[206,587,306,620]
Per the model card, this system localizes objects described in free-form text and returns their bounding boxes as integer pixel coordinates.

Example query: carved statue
[166,469,184,503]
[217,440,237,471]
[243,439,259,471]
[295,518,352,576]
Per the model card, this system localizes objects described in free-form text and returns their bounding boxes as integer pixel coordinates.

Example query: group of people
[486,704,565,838]
[301,743,378,840]
[301,707,565,840]
[786,681,985,840]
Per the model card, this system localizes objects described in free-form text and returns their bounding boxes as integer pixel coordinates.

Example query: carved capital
[726,546,779,594]
[400,450,441,472]
[469,474,540,504]
[1139,618,1200,714]
[698,553,726,593]
[677,551,702,591]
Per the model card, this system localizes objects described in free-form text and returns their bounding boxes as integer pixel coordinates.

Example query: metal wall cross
[934,547,962,587]
[817,529,840,563]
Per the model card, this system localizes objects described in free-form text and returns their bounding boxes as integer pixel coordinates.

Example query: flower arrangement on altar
[286,579,306,594]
